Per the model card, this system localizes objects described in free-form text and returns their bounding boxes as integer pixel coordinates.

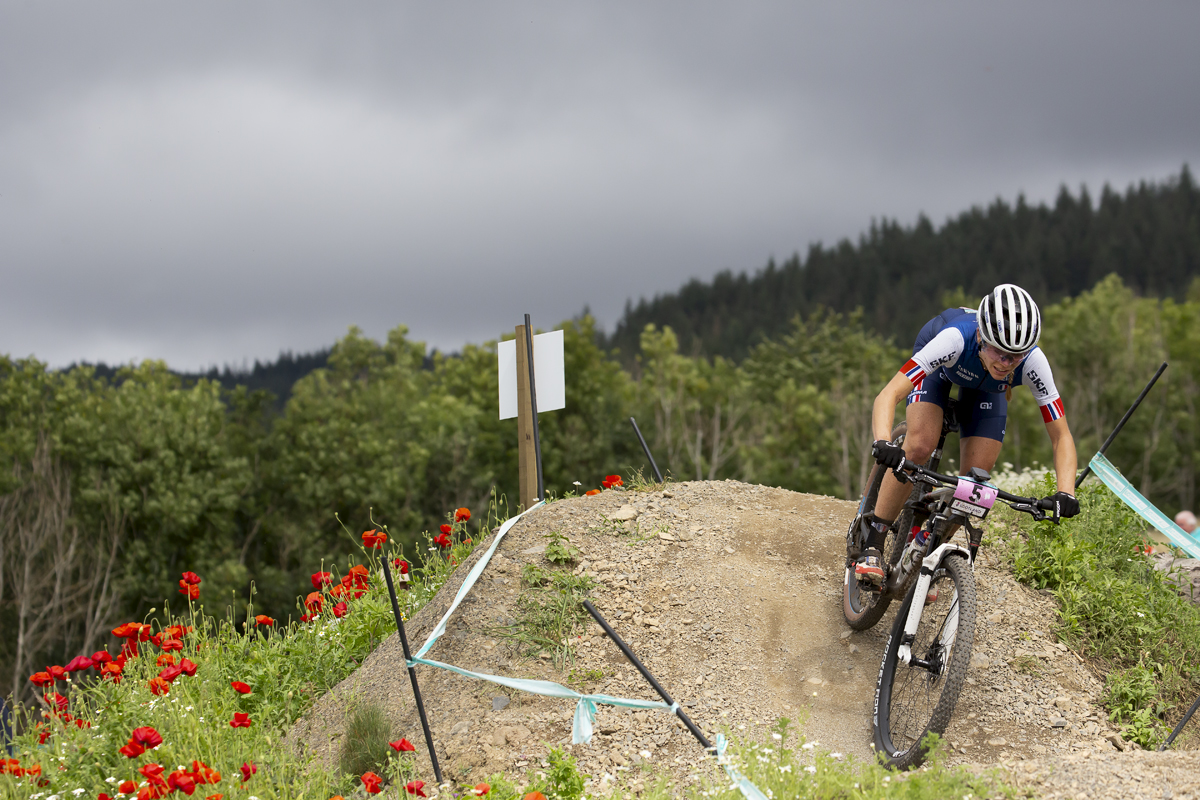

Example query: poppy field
[0,506,484,800]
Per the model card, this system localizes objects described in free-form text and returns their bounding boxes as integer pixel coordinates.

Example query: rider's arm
[1046,417,1078,495]
[873,372,916,442]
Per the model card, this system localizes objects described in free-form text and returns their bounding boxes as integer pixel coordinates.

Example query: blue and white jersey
[901,309,1065,423]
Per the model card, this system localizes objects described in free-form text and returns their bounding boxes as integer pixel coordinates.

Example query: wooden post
[515,324,539,511]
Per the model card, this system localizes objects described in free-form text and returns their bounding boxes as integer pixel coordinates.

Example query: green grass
[999,475,1200,748]
[498,568,596,666]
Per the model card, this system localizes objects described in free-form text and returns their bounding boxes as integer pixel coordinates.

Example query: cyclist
[855,284,1081,584]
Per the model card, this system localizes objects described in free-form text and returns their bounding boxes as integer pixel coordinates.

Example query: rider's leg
[855,401,943,584]
[959,435,1003,474]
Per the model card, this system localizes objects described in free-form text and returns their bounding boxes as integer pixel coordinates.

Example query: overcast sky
[2,2,1198,370]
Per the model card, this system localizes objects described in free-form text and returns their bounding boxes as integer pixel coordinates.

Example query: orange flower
[585,489,601,496]
[601,475,623,489]
[29,671,53,688]
[473,783,491,796]
[47,665,66,680]
[178,580,200,601]
[156,654,176,667]
[254,615,274,626]
[147,677,170,696]
[455,507,471,522]
[362,529,388,549]
[524,793,547,800]
[362,772,383,794]
[305,592,324,613]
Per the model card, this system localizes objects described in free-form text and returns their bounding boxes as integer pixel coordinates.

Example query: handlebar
[894,458,1059,523]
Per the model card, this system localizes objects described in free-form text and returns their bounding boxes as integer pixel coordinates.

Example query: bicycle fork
[896,543,970,669]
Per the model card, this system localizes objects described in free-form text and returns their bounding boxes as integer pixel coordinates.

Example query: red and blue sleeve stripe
[1039,398,1065,423]
[902,358,926,385]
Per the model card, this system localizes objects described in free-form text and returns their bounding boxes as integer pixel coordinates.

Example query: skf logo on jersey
[1027,369,1047,395]
[929,353,955,369]
[1040,398,1065,423]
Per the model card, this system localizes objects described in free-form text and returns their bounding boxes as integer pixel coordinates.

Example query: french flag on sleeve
[902,358,925,385]
[1040,398,1065,423]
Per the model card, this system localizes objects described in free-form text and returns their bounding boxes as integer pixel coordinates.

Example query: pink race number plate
[951,478,999,518]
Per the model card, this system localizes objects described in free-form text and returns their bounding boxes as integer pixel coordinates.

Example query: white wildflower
[804,765,816,774]
[779,765,792,774]
[830,752,844,759]
[771,733,782,740]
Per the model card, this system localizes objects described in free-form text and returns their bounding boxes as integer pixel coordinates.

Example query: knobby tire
[873,552,976,770]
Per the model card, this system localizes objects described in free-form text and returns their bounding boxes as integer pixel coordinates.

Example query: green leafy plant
[528,747,587,800]
[544,531,580,565]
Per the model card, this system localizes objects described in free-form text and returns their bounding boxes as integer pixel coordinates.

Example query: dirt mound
[287,480,1185,796]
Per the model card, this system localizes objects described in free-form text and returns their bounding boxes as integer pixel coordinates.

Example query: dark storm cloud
[2,3,1198,369]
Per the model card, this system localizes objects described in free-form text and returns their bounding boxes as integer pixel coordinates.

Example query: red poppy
[120,781,137,793]
[361,772,383,794]
[348,564,370,582]
[406,780,427,797]
[119,741,146,758]
[433,532,451,549]
[181,571,202,585]
[332,602,348,619]
[185,760,220,785]
[64,655,93,672]
[140,763,166,780]
[473,784,491,796]
[91,650,113,665]
[29,671,53,688]
[158,664,183,683]
[168,770,197,796]
[36,726,50,744]
[156,654,176,667]
[312,571,333,588]
[43,692,67,712]
[389,738,416,752]
[159,638,183,652]
[165,624,192,639]
[254,614,274,626]
[180,658,198,677]
[131,726,164,748]
[100,794,114,800]
[147,677,170,696]
[73,717,91,729]
[455,507,471,522]
[440,524,452,534]
[101,661,123,682]
[585,489,601,496]
[601,475,623,489]
[305,592,324,612]
[393,558,410,575]
[239,762,256,782]
[179,581,200,600]
[362,529,388,549]
[47,665,67,681]
[229,712,251,728]
[524,793,547,800]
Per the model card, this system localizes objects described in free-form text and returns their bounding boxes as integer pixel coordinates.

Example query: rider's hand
[1044,491,1080,519]
[872,440,905,470]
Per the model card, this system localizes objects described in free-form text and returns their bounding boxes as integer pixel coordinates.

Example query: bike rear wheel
[873,552,976,770]
[842,425,914,631]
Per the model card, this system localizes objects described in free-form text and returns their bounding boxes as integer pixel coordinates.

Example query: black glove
[1045,491,1080,519]
[872,439,905,470]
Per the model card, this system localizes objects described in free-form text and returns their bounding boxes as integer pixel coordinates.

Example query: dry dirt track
[288,481,1200,799]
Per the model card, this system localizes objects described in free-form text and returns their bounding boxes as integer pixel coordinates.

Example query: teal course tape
[1089,453,1200,559]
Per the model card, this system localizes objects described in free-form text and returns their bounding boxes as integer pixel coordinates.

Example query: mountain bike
[871,458,1060,769]
[842,400,963,631]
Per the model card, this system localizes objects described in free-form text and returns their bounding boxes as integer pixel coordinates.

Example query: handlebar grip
[1036,497,1056,511]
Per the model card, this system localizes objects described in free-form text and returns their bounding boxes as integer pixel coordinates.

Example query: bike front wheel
[873,552,976,770]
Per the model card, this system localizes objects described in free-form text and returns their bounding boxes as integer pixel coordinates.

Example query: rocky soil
[288,480,1199,799]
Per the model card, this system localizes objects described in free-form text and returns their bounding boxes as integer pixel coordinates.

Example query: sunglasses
[983,343,1031,365]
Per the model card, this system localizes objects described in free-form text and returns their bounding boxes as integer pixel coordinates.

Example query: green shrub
[1006,476,1200,747]
[339,701,393,779]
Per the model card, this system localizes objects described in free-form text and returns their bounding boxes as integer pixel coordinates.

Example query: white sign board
[498,329,566,420]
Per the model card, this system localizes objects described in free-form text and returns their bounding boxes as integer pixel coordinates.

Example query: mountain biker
[855,284,1080,584]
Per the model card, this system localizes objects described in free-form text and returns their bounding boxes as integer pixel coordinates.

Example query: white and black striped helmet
[977,284,1041,353]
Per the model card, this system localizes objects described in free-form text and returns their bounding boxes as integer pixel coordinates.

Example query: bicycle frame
[896,540,971,667]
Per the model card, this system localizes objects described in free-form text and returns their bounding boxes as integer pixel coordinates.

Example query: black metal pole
[1159,690,1200,751]
[629,417,664,484]
[524,313,544,502]
[381,556,443,784]
[582,600,711,751]
[1076,361,1168,489]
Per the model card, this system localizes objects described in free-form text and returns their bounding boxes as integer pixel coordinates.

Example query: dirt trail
[288,481,1197,798]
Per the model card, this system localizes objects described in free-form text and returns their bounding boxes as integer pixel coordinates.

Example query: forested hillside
[606,166,1200,362]
[6,168,1200,708]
